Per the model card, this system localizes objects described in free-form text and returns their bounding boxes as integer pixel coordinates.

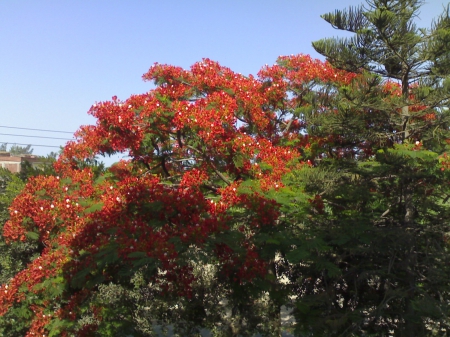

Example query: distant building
[0,152,43,173]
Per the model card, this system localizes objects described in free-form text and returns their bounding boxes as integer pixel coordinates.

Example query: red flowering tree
[0,55,354,336]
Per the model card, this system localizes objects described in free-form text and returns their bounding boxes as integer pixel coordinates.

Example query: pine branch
[321,6,368,33]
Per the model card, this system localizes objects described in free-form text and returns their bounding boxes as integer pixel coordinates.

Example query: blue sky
[0,0,446,164]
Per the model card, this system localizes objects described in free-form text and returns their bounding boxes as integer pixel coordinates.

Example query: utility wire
[0,125,74,134]
[0,142,62,149]
[0,133,74,141]
[0,126,82,150]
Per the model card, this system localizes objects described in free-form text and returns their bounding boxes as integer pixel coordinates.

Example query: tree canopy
[0,54,354,336]
[0,143,33,156]
[1,1,450,336]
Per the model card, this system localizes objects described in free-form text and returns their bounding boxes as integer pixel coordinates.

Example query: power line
[0,133,74,141]
[0,125,74,134]
[0,142,62,149]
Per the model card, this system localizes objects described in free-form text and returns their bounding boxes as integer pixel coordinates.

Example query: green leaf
[223,88,235,95]
[60,178,72,185]
[35,189,46,196]
[25,231,39,240]
[266,238,280,245]
[233,153,244,168]
[286,248,310,264]
[83,202,104,214]
[127,251,148,259]
[131,257,157,270]
[70,268,92,288]
[265,273,277,281]
[47,317,74,337]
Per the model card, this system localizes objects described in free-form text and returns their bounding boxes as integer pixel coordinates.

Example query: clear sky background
[0,0,446,165]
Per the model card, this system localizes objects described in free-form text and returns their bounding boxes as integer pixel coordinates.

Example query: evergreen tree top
[313,0,449,81]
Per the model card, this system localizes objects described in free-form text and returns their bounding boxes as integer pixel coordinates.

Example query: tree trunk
[267,259,282,337]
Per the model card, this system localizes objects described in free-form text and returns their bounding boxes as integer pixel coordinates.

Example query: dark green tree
[281,1,450,336]
[0,143,34,155]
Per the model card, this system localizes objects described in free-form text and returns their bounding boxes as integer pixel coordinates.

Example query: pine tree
[284,1,450,336]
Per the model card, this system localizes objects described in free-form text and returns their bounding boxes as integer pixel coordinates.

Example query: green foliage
[285,1,450,335]
[0,152,106,336]
[0,168,40,336]
[18,152,58,181]
[0,143,33,155]
[427,4,450,76]
[283,148,450,336]
[0,169,39,285]
[2,3,449,336]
